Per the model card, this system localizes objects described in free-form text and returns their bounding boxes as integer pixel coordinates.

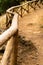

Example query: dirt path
[18,8,43,65]
[0,6,43,65]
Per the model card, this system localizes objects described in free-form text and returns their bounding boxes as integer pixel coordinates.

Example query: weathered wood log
[6,0,36,17]
[0,13,18,46]
[9,31,18,65]
[0,37,14,65]
[0,13,18,65]
[0,33,18,65]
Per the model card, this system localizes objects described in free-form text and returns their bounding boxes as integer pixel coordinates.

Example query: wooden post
[0,13,18,65]
[0,37,14,65]
[21,6,22,17]
[9,30,18,65]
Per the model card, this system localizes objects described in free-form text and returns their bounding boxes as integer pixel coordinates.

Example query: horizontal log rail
[6,0,40,11]
[0,13,18,47]
[6,0,40,17]
[6,0,41,27]
[0,13,18,65]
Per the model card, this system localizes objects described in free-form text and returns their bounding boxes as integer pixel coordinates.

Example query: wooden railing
[0,13,18,65]
[6,0,41,27]
[0,0,42,65]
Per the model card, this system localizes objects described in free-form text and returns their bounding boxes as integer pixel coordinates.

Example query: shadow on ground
[17,35,38,65]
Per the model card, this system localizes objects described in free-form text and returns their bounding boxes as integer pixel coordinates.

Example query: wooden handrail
[0,13,18,46]
[6,0,37,17]
[0,13,18,65]
[6,0,36,12]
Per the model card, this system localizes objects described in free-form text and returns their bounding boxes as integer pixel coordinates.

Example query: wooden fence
[0,0,42,65]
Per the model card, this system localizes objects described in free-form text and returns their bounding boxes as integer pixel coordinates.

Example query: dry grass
[0,15,6,30]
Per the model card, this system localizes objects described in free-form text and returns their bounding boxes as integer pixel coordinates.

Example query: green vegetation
[0,0,25,15]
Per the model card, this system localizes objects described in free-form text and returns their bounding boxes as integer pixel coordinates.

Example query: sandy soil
[18,8,43,65]
[0,5,43,65]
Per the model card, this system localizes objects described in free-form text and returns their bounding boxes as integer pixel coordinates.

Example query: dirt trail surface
[0,6,43,65]
[18,8,43,65]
